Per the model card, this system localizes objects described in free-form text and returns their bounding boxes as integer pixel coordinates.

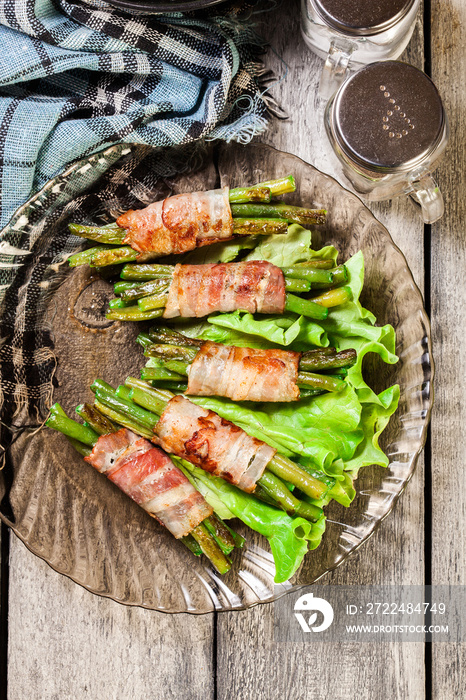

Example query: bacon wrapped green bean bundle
[85,427,213,538]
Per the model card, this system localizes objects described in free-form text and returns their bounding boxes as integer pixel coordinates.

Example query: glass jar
[301,0,421,98]
[324,61,449,223]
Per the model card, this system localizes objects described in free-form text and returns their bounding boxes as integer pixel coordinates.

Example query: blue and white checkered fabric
[0,0,268,227]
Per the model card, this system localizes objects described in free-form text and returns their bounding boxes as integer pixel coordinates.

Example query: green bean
[257,471,323,522]
[297,371,346,393]
[90,246,140,267]
[120,264,174,281]
[219,520,245,549]
[66,438,92,457]
[106,306,164,322]
[282,266,334,285]
[137,293,169,312]
[115,384,133,403]
[68,223,126,245]
[75,403,117,436]
[297,388,326,398]
[114,280,141,294]
[127,384,168,416]
[231,203,326,226]
[232,218,288,236]
[228,186,271,204]
[150,381,188,393]
[163,360,189,376]
[203,514,237,555]
[299,348,357,372]
[311,264,348,289]
[190,523,231,574]
[124,378,174,402]
[328,264,348,285]
[180,535,202,556]
[253,484,281,507]
[93,400,154,439]
[148,326,203,348]
[268,454,329,500]
[310,286,352,308]
[136,332,154,350]
[140,365,184,382]
[322,368,348,378]
[108,297,132,309]
[119,279,170,303]
[68,245,111,268]
[46,412,99,447]
[302,346,337,357]
[49,402,67,417]
[285,293,329,320]
[145,344,198,362]
[94,388,158,431]
[294,259,334,269]
[284,278,311,293]
[252,175,296,196]
[90,378,116,395]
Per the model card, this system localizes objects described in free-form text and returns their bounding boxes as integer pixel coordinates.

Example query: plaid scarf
[0,0,269,228]
[0,1,273,496]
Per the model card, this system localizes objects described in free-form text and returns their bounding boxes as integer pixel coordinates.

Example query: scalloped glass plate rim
[0,141,434,613]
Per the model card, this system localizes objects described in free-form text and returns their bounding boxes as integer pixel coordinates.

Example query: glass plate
[0,142,433,613]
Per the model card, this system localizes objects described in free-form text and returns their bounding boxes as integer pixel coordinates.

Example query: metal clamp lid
[312,0,416,36]
[331,61,445,173]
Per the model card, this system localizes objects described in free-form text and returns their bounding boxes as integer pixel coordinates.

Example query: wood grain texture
[7,538,214,700]
[430,0,466,696]
[216,3,427,699]
[6,0,466,698]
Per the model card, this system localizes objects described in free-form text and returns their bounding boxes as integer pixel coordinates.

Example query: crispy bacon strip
[163,261,286,319]
[154,395,276,493]
[116,188,233,256]
[187,342,301,402]
[85,428,213,538]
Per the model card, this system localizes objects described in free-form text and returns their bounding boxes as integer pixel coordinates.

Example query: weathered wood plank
[7,538,214,700]
[430,1,466,697]
[216,3,427,699]
[10,0,466,697]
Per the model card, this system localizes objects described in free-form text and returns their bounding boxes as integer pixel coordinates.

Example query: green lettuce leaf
[179,235,259,265]
[343,384,400,478]
[207,311,328,348]
[245,224,338,267]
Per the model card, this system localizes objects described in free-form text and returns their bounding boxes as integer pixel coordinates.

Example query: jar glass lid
[312,0,416,36]
[332,61,445,172]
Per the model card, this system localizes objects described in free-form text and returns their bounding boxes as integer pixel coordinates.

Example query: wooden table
[1,1,464,697]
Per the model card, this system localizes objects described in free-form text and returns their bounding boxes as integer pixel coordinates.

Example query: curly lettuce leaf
[244,224,338,267]
[207,311,328,348]
[318,252,398,348]
[342,384,400,478]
